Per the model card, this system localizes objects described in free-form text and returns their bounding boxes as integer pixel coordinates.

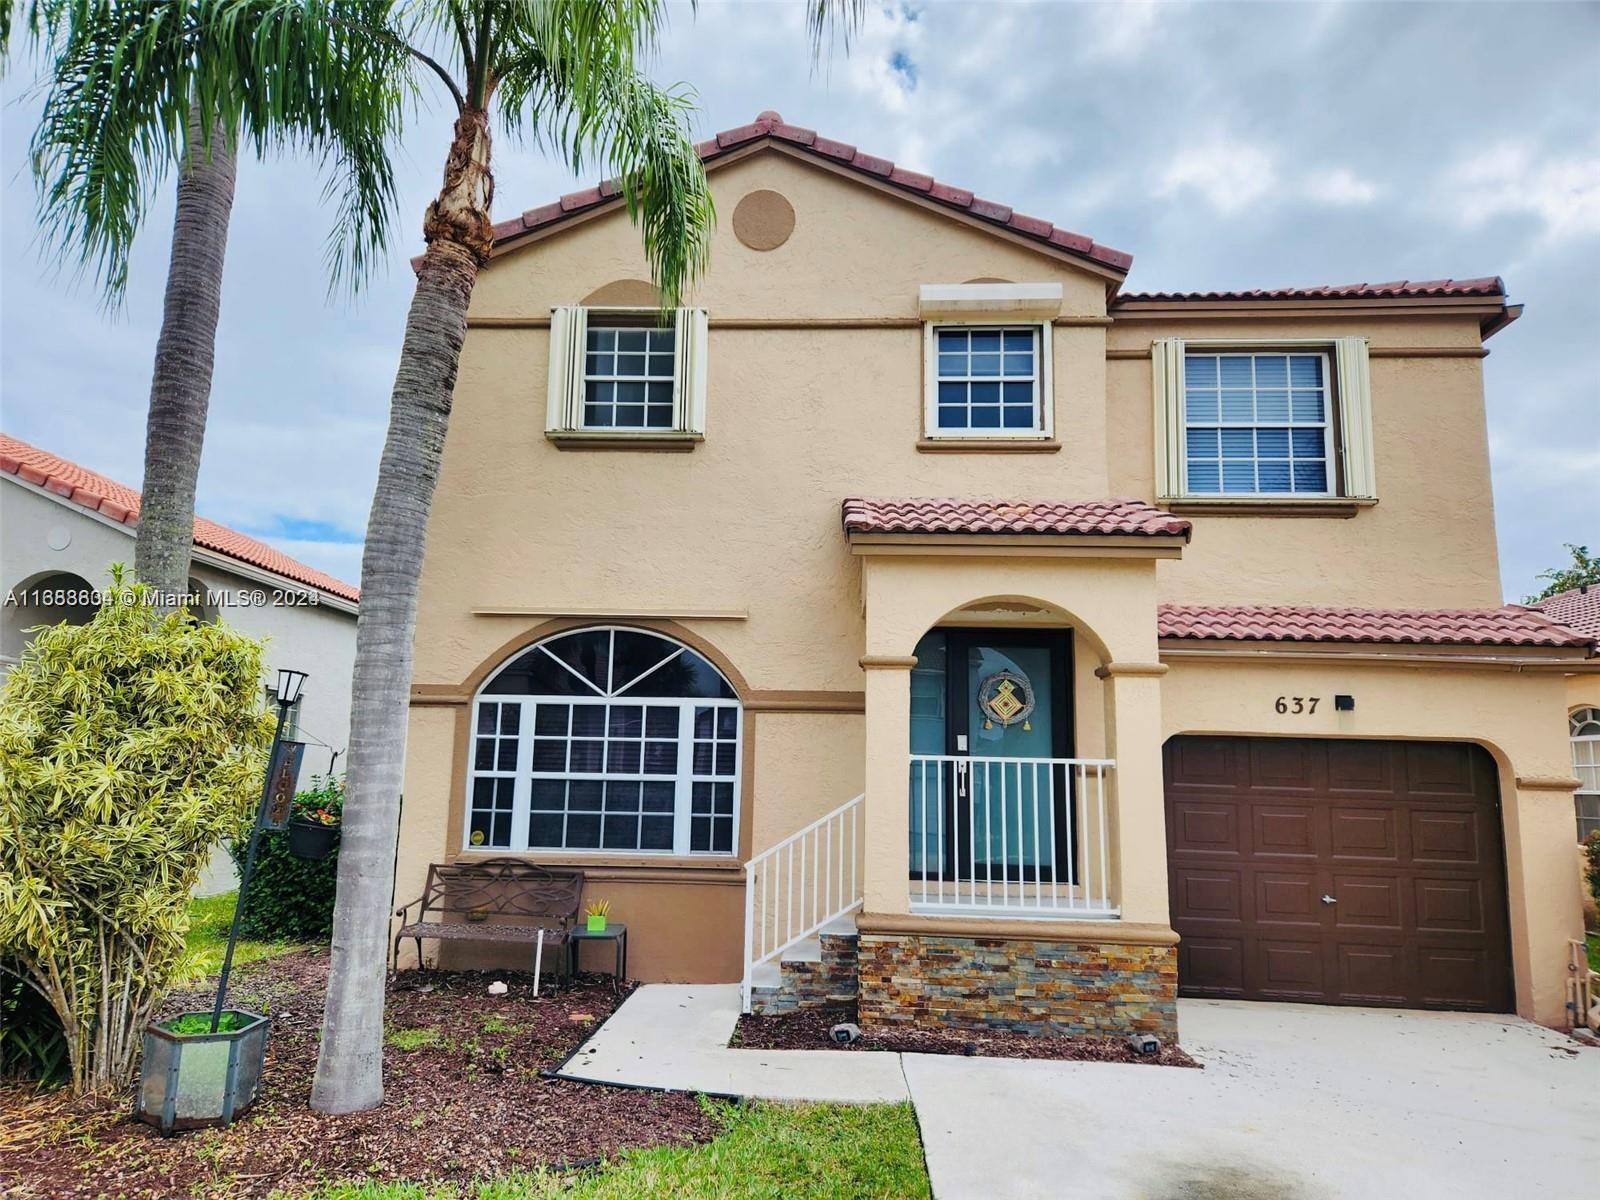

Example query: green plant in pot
[287,780,342,860]
[585,899,611,933]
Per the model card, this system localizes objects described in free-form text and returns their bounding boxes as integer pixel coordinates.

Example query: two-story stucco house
[397,111,1596,1039]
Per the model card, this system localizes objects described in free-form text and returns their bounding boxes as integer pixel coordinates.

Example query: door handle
[1321,894,1337,905]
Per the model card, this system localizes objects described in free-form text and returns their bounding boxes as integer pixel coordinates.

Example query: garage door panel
[1166,737,1511,1013]
[1409,810,1481,863]
[1414,878,1485,933]
[1325,741,1395,795]
[1255,872,1320,925]
[1248,739,1321,792]
[1257,940,1325,997]
[1174,868,1242,922]
[1252,805,1318,857]
[1329,807,1398,859]
[1171,801,1239,854]
[1416,947,1496,1009]
[1331,875,1402,929]
[1335,944,1409,1004]
[1179,937,1245,996]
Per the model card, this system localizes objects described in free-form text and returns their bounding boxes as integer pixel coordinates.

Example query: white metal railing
[741,793,864,1012]
[909,754,1117,917]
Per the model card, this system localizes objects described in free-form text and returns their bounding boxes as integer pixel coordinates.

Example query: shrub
[1585,832,1600,930]
[0,569,271,1094]
[232,776,343,941]
[0,968,68,1085]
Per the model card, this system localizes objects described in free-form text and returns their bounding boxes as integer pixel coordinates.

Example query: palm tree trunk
[311,108,493,1114]
[134,107,236,610]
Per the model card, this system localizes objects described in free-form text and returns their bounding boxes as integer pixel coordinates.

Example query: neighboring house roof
[1532,585,1600,640]
[1116,278,1505,303]
[0,432,359,603]
[1158,604,1592,650]
[489,110,1134,274]
[842,497,1193,539]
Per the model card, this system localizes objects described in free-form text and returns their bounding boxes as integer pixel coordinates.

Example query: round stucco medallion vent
[732,190,796,251]
[47,526,71,551]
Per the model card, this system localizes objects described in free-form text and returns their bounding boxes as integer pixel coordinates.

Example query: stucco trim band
[857,911,1181,947]
[860,655,919,671]
[1515,776,1583,792]
[469,606,748,620]
[848,534,1187,559]
[1094,662,1170,679]
[1162,498,1377,518]
[915,438,1062,454]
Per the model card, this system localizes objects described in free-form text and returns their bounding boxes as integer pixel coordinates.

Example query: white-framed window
[1572,707,1600,841]
[1182,351,1332,495]
[1152,336,1377,502]
[466,627,740,856]
[546,306,708,438]
[583,325,677,428]
[923,322,1053,438]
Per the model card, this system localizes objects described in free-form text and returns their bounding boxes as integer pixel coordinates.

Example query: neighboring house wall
[2,477,357,764]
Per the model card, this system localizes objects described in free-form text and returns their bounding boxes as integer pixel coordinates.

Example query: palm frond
[806,0,866,63]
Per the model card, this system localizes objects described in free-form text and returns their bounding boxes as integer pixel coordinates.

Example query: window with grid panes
[1183,352,1332,495]
[583,326,676,429]
[1572,708,1600,841]
[933,326,1044,433]
[466,629,740,855]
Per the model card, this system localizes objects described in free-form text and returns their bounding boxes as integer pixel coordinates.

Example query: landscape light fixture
[275,667,308,707]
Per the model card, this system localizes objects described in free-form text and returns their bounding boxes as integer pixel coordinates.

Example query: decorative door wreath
[977,669,1036,731]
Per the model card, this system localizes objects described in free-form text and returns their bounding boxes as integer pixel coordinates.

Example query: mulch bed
[1,951,719,1199]
[732,1004,1200,1068]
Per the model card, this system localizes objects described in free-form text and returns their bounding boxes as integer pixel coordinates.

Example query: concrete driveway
[907,999,1600,1200]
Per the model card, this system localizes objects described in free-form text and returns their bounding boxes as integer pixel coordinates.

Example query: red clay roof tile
[494,111,1132,274]
[0,432,359,603]
[1532,586,1600,640]
[1117,277,1505,303]
[1157,604,1590,649]
[842,497,1192,539]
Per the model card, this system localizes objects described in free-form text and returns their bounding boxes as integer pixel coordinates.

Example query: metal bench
[393,858,583,992]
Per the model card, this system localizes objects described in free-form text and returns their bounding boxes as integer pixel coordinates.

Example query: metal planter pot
[287,819,339,859]
[136,1010,268,1135]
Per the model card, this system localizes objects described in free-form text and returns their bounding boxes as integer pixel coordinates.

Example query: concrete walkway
[554,983,908,1103]
[558,986,1600,1199]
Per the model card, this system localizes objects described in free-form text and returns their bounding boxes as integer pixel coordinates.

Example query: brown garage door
[1164,737,1512,1011]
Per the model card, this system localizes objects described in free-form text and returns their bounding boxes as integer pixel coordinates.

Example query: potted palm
[287,778,342,860]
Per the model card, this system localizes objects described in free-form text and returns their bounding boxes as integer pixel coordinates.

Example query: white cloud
[1442,141,1600,240]
[1157,136,1279,215]
[1076,0,1161,63]
[1304,167,1379,207]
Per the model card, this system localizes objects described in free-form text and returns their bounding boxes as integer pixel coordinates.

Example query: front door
[909,629,1073,886]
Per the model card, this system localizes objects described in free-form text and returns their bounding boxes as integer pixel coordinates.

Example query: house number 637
[1275,696,1320,714]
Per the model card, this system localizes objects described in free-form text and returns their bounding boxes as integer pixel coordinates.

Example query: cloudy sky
[2,1,1596,598]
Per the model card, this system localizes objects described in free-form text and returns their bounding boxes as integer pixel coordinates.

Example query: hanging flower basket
[136,1010,268,1135]
[288,817,340,859]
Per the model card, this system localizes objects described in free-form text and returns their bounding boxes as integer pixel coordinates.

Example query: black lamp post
[210,667,308,1032]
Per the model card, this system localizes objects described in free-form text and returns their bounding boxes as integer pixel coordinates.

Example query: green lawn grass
[173,891,311,984]
[1588,931,1598,974]
[287,1101,930,1200]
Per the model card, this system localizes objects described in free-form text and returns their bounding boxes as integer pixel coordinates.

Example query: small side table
[567,924,627,992]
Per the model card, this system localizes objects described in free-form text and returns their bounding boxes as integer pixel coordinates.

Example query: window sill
[1161,497,1377,518]
[917,437,1061,454]
[452,848,744,873]
[547,431,702,452]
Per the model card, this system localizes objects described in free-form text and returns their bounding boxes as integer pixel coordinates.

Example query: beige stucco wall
[399,143,1586,1013]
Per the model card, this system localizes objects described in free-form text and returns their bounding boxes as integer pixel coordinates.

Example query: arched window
[468,628,740,855]
[1573,708,1600,841]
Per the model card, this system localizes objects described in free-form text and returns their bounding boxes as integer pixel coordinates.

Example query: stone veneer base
[857,932,1178,1039]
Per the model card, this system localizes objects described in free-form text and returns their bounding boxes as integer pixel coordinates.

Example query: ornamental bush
[1585,832,1600,932]
[0,569,271,1094]
[231,776,343,941]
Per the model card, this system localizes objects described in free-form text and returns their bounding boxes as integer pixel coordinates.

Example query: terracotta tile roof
[1158,604,1592,649]
[491,110,1132,274]
[1532,586,1600,640]
[1116,278,1505,303]
[0,432,359,603]
[842,497,1192,538]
